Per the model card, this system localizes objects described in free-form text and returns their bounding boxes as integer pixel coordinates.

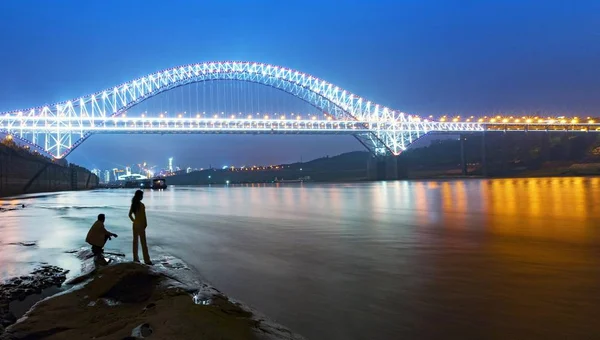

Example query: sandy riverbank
[0,251,304,340]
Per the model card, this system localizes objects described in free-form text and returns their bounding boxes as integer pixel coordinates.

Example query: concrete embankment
[0,146,98,197]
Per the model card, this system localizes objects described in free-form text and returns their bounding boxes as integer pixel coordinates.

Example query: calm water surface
[1,178,600,339]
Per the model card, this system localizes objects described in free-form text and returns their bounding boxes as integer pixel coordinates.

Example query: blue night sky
[1,0,599,171]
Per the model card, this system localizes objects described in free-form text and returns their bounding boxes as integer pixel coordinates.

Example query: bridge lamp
[178,114,182,118]
[515,119,520,123]
[490,118,497,123]
[196,114,200,118]
[526,119,532,123]
[589,120,595,124]
[264,115,269,119]
[502,119,508,123]
[478,118,484,123]
[280,115,285,120]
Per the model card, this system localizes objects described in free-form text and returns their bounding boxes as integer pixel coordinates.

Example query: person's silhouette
[129,190,152,265]
[85,214,118,263]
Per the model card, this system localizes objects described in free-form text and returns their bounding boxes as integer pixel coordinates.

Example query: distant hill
[167,151,371,185]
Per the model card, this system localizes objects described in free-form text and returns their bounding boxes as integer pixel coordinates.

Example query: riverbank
[0,249,303,340]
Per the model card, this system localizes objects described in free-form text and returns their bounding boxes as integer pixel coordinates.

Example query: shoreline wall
[0,146,99,197]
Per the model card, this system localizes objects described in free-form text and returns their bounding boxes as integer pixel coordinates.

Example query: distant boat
[151,178,167,189]
[123,177,167,190]
[274,176,311,183]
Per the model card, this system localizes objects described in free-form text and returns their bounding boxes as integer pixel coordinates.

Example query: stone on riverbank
[0,265,68,331]
[1,262,303,340]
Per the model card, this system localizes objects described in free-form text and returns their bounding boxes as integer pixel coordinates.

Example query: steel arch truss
[0,61,479,158]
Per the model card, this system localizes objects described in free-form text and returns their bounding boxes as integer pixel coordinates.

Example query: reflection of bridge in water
[1,61,598,166]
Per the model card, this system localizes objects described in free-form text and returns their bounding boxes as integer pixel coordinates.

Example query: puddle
[192,292,213,306]
[7,241,37,247]
[8,286,62,319]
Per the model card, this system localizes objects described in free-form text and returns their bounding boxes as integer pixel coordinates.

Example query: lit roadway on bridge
[0,61,598,159]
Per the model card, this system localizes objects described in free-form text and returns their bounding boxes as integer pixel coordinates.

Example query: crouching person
[85,214,118,264]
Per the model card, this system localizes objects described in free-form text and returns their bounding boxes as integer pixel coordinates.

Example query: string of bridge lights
[435,115,597,124]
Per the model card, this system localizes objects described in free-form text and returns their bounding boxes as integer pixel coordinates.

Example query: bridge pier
[460,134,468,176]
[540,132,551,162]
[367,155,400,181]
[481,131,487,176]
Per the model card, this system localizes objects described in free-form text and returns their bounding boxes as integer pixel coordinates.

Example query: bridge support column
[385,156,398,180]
[397,155,409,179]
[481,131,487,177]
[540,132,550,163]
[367,156,401,181]
[501,132,508,173]
[460,134,468,176]
[367,157,385,181]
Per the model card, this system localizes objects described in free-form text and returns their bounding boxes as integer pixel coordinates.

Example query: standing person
[85,214,118,264]
[129,190,152,265]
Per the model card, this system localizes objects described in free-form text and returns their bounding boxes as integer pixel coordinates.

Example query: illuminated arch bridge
[1,61,599,159]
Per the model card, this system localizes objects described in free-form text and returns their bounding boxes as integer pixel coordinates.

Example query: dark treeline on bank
[167,132,600,185]
[167,151,370,185]
[402,132,600,177]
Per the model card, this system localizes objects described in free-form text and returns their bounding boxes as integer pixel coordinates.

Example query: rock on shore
[0,265,68,332]
[1,262,303,340]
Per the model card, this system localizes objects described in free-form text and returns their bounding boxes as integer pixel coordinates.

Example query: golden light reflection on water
[482,177,600,242]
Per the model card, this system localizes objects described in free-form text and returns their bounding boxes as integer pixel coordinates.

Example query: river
[1,178,600,339]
